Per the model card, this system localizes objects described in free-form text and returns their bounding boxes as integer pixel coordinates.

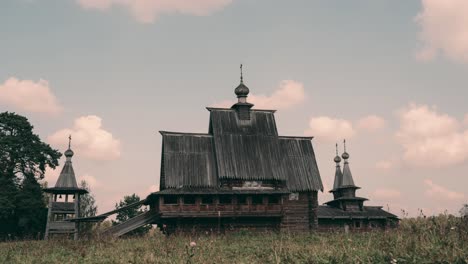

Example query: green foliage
[0,216,467,263]
[460,204,468,218]
[79,180,97,218]
[0,112,61,179]
[15,175,47,239]
[78,180,98,238]
[112,194,151,237]
[0,112,61,240]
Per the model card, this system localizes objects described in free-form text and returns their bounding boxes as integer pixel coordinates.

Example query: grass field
[1,215,467,264]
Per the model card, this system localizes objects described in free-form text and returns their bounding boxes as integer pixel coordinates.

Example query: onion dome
[64,135,74,158]
[235,82,250,98]
[334,155,342,163]
[235,64,249,98]
[342,151,349,160]
[334,143,342,163]
[341,139,349,160]
[64,148,74,158]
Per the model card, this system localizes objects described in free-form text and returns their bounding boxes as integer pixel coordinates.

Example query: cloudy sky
[1,0,467,216]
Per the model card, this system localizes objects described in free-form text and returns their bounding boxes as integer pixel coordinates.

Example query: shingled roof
[159,107,323,192]
[317,205,398,219]
[159,132,217,189]
[44,139,87,194]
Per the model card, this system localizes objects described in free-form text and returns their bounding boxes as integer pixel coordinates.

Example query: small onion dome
[342,152,349,160]
[334,155,342,163]
[64,148,74,158]
[235,82,250,98]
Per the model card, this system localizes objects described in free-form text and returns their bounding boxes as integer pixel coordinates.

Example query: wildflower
[451,227,456,230]
[390,258,398,264]
[190,241,197,247]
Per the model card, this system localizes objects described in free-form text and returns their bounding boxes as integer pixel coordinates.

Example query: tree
[78,180,98,238]
[79,180,98,218]
[0,112,61,239]
[112,194,151,236]
[460,204,468,218]
[16,174,48,238]
[0,112,61,180]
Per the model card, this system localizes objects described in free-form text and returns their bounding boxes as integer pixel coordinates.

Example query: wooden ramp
[101,210,158,238]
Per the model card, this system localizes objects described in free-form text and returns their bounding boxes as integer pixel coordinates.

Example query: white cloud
[372,188,402,200]
[396,103,468,168]
[79,174,100,188]
[48,115,121,161]
[212,80,305,110]
[249,80,305,110]
[0,77,62,115]
[424,179,465,201]
[76,0,232,23]
[304,114,385,142]
[415,0,468,62]
[357,115,386,132]
[305,116,355,142]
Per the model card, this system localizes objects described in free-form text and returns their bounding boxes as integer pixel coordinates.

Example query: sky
[1,0,468,217]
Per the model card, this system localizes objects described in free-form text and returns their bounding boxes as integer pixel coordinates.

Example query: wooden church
[59,67,398,237]
[143,67,397,234]
[145,69,323,234]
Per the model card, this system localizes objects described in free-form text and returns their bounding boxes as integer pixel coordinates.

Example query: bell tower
[44,136,87,240]
[325,140,368,211]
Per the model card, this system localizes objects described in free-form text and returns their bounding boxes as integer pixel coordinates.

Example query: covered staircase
[101,210,158,237]
[67,199,160,238]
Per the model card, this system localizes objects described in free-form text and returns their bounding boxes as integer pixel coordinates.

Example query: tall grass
[1,215,467,264]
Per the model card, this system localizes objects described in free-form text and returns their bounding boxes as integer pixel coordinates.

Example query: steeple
[324,140,367,211]
[55,135,78,189]
[331,143,343,193]
[341,139,357,187]
[232,64,253,119]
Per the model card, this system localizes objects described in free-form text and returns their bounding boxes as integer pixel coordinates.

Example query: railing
[159,203,283,218]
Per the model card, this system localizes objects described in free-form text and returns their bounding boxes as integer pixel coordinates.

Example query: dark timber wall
[280,191,317,232]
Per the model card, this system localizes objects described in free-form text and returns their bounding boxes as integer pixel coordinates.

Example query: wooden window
[251,195,263,205]
[237,195,248,205]
[268,196,279,204]
[183,196,196,205]
[288,193,299,201]
[201,196,213,205]
[54,214,64,221]
[219,195,232,205]
[355,221,361,228]
[163,196,178,205]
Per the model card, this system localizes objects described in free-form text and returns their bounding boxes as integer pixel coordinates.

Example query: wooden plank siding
[281,192,317,232]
